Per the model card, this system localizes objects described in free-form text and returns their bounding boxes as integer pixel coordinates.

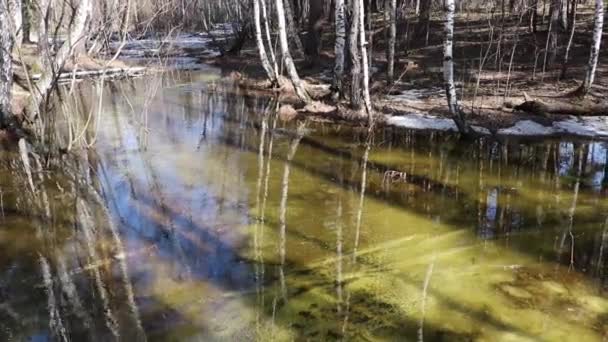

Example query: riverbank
[10,21,608,141]
[202,43,608,140]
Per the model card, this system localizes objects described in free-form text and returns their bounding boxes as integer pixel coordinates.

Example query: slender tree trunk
[21,0,30,43]
[37,0,50,54]
[548,0,561,62]
[560,0,576,79]
[420,0,431,45]
[253,0,276,83]
[579,0,604,97]
[31,0,92,115]
[305,0,324,64]
[260,0,279,80]
[333,0,347,95]
[283,0,305,57]
[443,0,468,134]
[349,0,362,108]
[387,0,396,84]
[9,0,23,48]
[275,0,311,102]
[0,0,14,125]
[359,0,373,118]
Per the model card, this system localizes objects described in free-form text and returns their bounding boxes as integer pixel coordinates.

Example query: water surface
[1,69,608,341]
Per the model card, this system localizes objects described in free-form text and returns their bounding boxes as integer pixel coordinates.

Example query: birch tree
[579,0,604,97]
[0,0,14,126]
[349,0,362,108]
[358,0,372,118]
[443,0,468,134]
[386,0,397,85]
[283,0,305,57]
[275,0,310,102]
[253,0,277,84]
[333,0,346,97]
[31,0,93,115]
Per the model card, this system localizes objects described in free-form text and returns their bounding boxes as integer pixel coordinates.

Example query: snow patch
[386,113,458,131]
[386,113,608,138]
[497,120,554,136]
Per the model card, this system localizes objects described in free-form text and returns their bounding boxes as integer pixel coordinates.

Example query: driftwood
[512,93,608,116]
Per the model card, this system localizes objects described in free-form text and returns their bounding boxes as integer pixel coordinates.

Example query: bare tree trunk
[260,0,279,79]
[37,0,50,54]
[254,0,277,83]
[305,0,324,64]
[9,0,23,48]
[283,0,305,57]
[21,0,30,43]
[0,0,14,125]
[548,0,561,63]
[275,0,311,102]
[358,0,373,118]
[387,0,396,84]
[579,0,604,97]
[31,0,92,116]
[333,0,347,96]
[560,0,576,79]
[443,0,468,134]
[420,0,431,45]
[349,0,362,109]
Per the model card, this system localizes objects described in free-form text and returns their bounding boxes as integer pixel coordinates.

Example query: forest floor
[203,9,608,139]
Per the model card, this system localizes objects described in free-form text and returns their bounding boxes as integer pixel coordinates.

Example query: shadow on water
[0,70,607,340]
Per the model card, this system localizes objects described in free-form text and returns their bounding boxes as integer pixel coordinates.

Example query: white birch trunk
[580,0,604,96]
[387,0,397,84]
[0,0,14,124]
[275,0,310,102]
[443,0,468,134]
[358,0,373,119]
[333,0,346,93]
[31,0,93,115]
[253,0,276,83]
[349,0,361,108]
[260,0,279,80]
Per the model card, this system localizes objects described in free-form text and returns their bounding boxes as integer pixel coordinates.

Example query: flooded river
[0,69,607,341]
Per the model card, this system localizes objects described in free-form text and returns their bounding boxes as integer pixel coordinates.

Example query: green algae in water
[0,71,607,340]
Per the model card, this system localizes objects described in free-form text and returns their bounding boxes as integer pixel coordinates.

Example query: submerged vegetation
[0,0,606,341]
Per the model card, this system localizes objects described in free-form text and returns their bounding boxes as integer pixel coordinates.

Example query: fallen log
[513,97,608,116]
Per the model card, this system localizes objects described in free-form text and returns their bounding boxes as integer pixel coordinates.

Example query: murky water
[1,69,608,341]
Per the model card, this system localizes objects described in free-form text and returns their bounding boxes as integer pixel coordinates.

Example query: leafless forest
[0,0,606,138]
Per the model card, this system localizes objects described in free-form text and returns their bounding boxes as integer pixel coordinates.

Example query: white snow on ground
[386,113,458,131]
[497,120,554,136]
[386,113,608,138]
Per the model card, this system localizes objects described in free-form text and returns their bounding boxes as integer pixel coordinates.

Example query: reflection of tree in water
[2,74,608,340]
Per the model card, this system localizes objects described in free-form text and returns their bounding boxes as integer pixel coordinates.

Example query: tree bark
[37,0,50,54]
[386,0,396,84]
[9,0,23,48]
[253,0,277,83]
[283,0,305,58]
[21,0,30,43]
[443,0,468,134]
[305,0,324,64]
[31,0,93,116]
[0,0,14,125]
[579,0,604,97]
[560,0,576,79]
[349,0,362,109]
[275,0,311,102]
[358,0,373,118]
[333,0,346,95]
